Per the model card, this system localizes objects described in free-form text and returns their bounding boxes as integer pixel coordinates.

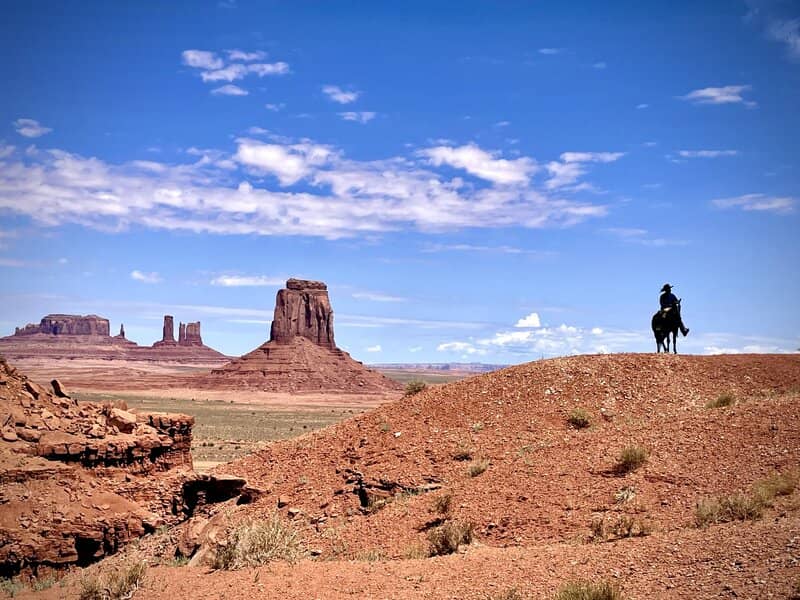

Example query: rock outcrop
[14,314,110,337]
[0,359,251,575]
[198,279,400,393]
[153,315,177,347]
[270,279,336,349]
[179,322,203,346]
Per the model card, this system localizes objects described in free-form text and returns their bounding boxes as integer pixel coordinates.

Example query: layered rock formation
[14,314,110,337]
[199,279,400,393]
[0,314,227,365]
[0,359,251,574]
[270,278,336,349]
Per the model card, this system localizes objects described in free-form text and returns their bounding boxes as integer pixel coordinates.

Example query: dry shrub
[79,560,147,600]
[555,580,622,600]
[427,520,474,556]
[589,515,651,542]
[432,493,453,515]
[613,446,647,474]
[213,515,303,570]
[695,492,763,527]
[404,380,427,396]
[706,392,736,409]
[753,471,798,505]
[468,458,490,477]
[567,408,591,429]
[614,486,635,503]
[403,543,429,559]
[452,443,473,461]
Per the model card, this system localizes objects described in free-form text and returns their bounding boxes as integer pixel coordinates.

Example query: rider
[660,284,689,336]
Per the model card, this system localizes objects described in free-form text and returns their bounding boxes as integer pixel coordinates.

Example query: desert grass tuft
[452,443,473,461]
[613,445,647,475]
[427,520,474,556]
[468,458,490,477]
[567,408,591,429]
[555,580,622,600]
[213,515,303,570]
[432,493,453,515]
[404,380,427,396]
[695,492,763,527]
[705,392,736,409]
[79,560,147,600]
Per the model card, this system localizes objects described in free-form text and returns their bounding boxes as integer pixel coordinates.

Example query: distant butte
[198,278,401,393]
[0,313,228,364]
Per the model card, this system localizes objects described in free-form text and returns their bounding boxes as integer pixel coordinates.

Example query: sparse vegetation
[485,588,527,600]
[613,445,647,474]
[427,520,474,556]
[706,392,736,409]
[452,443,473,461]
[614,486,636,503]
[0,578,23,597]
[696,470,798,527]
[554,580,623,600]
[589,514,651,542]
[32,576,57,591]
[468,458,490,477]
[567,408,591,429]
[403,543,429,559]
[212,515,304,570]
[79,560,147,600]
[472,421,484,432]
[404,380,427,396]
[432,493,453,515]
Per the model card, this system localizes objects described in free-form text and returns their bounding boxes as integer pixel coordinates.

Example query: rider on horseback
[659,284,689,336]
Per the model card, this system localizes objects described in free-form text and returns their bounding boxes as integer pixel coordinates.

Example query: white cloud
[322,85,360,104]
[265,103,285,112]
[409,346,423,353]
[247,62,290,77]
[211,84,248,96]
[0,138,607,240]
[422,243,550,256]
[515,312,541,328]
[210,275,283,287]
[0,257,28,268]
[591,327,604,335]
[0,145,16,159]
[182,50,224,70]
[677,150,738,158]
[545,151,624,189]
[130,270,162,284]
[235,138,332,185]
[592,61,607,69]
[680,85,756,108]
[226,49,267,61]
[339,111,376,124]
[636,104,649,109]
[603,227,688,247]
[538,48,562,55]
[767,18,800,60]
[352,291,406,302]
[437,341,485,355]
[201,64,248,82]
[366,344,382,352]
[14,119,52,138]
[712,194,795,214]
[421,143,537,185]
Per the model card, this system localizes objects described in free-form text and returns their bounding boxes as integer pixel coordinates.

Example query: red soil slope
[14,353,800,599]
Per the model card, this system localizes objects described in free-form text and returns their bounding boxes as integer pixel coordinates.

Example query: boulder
[51,379,70,398]
[108,408,137,433]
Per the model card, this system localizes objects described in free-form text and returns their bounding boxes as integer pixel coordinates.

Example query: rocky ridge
[0,359,249,575]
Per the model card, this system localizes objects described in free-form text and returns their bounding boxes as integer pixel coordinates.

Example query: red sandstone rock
[14,314,110,337]
[51,378,69,398]
[198,278,401,393]
[270,278,336,349]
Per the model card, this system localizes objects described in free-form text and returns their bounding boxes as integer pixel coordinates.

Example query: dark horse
[651,299,682,353]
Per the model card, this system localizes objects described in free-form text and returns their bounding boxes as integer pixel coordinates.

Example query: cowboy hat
[660,283,673,292]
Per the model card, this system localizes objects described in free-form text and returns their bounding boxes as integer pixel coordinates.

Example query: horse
[651,299,682,354]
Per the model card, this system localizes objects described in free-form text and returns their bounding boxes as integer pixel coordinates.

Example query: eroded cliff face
[0,359,246,575]
[14,314,110,337]
[269,278,336,350]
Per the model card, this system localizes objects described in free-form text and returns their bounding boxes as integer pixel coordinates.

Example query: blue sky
[1,0,798,362]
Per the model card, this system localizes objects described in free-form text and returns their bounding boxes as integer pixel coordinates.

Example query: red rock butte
[199,278,401,393]
[0,313,228,364]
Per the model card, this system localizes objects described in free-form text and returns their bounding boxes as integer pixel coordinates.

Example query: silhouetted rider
[659,283,689,336]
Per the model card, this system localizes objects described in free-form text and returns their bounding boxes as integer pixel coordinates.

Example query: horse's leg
[672,331,678,354]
